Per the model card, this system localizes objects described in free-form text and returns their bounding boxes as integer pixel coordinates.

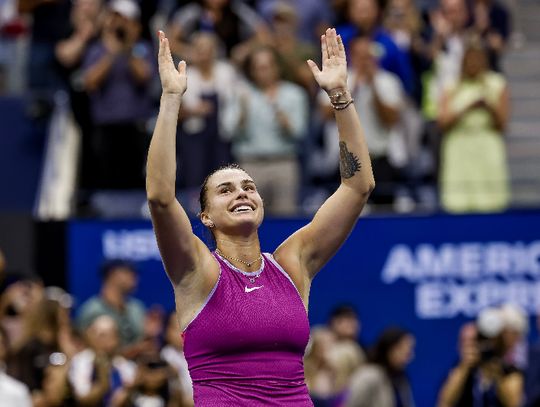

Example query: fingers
[322,28,343,63]
[328,28,339,58]
[321,34,329,64]
[157,30,174,67]
[337,34,345,58]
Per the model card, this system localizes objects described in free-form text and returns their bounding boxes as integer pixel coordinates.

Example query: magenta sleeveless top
[183,252,313,406]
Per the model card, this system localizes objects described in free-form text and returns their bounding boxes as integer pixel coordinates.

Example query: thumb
[307,59,321,78]
[177,60,186,75]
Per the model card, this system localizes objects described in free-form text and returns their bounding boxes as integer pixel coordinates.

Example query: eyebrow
[215,179,255,189]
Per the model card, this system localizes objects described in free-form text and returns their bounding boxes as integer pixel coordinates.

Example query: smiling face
[200,168,264,234]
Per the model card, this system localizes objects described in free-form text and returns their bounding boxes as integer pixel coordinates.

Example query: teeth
[233,205,252,212]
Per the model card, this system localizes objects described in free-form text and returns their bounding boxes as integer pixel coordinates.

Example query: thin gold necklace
[215,248,262,268]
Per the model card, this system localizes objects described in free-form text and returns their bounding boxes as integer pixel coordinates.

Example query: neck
[215,236,262,269]
[102,284,125,310]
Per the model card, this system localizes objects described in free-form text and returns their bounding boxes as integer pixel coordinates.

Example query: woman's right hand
[158,31,187,96]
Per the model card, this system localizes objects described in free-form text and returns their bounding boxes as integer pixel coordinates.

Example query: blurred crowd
[1,249,540,406]
[0,0,516,215]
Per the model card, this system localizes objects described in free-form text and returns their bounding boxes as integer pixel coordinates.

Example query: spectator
[69,315,136,406]
[471,0,511,71]
[525,314,540,407]
[499,303,529,370]
[55,0,104,190]
[223,46,308,216]
[265,2,318,94]
[177,31,237,202]
[168,0,270,63]
[18,0,71,94]
[0,274,45,356]
[317,36,406,207]
[326,340,365,405]
[0,325,32,406]
[304,326,337,405]
[6,298,65,397]
[437,36,510,213]
[383,0,432,106]
[160,312,193,406]
[328,304,361,343]
[82,0,155,189]
[425,0,470,118]
[437,307,523,407]
[337,0,415,96]
[76,260,146,349]
[115,353,184,407]
[345,327,416,407]
[257,0,332,45]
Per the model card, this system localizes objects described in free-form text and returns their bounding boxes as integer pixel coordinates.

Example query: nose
[236,189,248,199]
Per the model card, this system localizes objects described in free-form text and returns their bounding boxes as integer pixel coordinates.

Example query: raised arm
[146,31,214,288]
[275,28,375,283]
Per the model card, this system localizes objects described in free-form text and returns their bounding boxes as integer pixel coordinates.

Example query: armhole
[181,260,222,333]
[264,253,308,312]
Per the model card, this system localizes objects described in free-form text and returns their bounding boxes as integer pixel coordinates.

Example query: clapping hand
[158,31,187,96]
[307,28,348,94]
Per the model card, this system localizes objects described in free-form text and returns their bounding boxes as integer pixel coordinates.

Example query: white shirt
[0,371,32,407]
[68,348,136,397]
[161,345,193,399]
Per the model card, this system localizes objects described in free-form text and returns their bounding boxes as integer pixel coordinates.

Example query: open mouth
[230,204,255,213]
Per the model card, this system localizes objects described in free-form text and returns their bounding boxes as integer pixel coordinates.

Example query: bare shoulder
[273,236,311,304]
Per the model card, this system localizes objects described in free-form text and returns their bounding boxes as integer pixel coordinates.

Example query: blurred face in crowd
[107,266,138,295]
[87,316,120,356]
[200,168,264,233]
[348,0,380,31]
[192,33,218,68]
[272,6,298,37]
[441,0,468,31]
[462,46,488,78]
[388,334,415,370]
[74,0,103,19]
[249,48,280,88]
[330,314,360,341]
[350,37,378,79]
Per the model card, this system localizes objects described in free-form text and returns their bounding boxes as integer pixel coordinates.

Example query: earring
[208,221,215,228]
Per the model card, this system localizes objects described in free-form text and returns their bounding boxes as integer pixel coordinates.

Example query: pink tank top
[183,251,313,406]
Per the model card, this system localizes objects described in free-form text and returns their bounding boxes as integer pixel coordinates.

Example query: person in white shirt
[69,315,136,406]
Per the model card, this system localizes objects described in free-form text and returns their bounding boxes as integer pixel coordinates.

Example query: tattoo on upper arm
[339,141,361,179]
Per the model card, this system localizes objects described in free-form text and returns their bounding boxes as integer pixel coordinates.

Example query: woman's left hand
[307,28,348,93]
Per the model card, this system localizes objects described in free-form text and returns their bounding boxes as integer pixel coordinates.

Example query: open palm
[307,28,348,92]
[158,31,187,95]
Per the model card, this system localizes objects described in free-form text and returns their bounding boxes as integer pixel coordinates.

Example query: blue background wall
[68,211,540,407]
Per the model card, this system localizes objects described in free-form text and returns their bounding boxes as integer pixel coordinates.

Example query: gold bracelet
[332,98,354,110]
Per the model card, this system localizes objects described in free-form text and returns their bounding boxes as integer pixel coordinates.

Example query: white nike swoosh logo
[244,285,263,293]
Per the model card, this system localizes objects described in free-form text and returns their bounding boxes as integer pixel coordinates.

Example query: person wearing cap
[437,307,524,407]
[81,0,155,189]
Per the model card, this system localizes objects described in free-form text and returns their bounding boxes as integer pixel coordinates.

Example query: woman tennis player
[146,27,375,405]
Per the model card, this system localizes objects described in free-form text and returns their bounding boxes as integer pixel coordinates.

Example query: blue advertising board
[68,211,540,407]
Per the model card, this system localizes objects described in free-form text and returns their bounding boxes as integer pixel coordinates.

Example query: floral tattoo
[339,142,361,179]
